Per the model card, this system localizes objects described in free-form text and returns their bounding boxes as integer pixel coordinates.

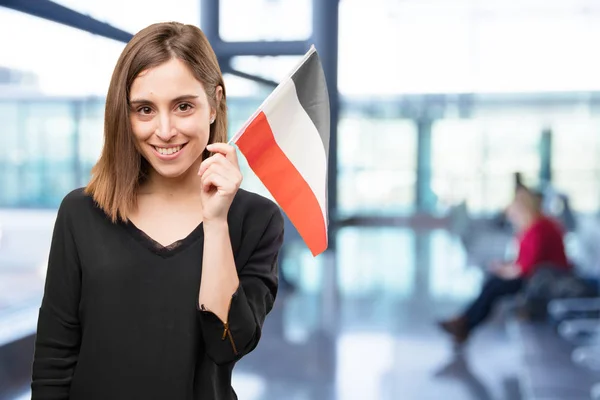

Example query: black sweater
[31,187,283,400]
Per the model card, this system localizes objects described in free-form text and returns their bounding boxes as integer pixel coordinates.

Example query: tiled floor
[2,217,526,400]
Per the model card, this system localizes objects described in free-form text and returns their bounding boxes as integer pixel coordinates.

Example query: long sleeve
[198,206,283,365]
[31,196,82,399]
[516,229,542,277]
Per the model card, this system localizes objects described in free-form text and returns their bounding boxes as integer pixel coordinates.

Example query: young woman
[31,22,284,399]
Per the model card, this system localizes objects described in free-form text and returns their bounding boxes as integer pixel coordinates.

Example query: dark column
[540,127,553,186]
[0,0,132,42]
[199,0,220,43]
[414,232,431,304]
[416,117,434,213]
[312,0,340,249]
[200,0,229,69]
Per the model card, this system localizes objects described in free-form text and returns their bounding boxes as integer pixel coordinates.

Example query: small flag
[230,45,330,256]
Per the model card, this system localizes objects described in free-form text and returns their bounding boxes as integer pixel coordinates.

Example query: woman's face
[506,199,526,229]
[506,191,537,230]
[129,57,219,180]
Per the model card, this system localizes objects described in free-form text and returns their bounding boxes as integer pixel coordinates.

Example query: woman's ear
[215,85,223,105]
[210,85,223,122]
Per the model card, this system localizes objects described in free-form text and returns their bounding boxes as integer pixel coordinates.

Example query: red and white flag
[230,46,330,256]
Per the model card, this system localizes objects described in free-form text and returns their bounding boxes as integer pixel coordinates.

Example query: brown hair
[85,22,228,222]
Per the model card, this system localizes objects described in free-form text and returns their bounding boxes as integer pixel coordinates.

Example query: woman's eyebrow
[129,94,200,105]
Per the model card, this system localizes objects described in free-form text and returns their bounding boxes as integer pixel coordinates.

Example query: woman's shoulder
[60,186,93,205]
[57,187,100,218]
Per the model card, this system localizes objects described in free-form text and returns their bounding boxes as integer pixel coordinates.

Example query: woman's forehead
[130,58,206,100]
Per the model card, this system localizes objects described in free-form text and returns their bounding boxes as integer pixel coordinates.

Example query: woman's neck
[141,165,202,202]
[520,212,542,232]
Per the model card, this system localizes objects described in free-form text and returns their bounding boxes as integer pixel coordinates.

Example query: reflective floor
[1,215,526,400]
[232,227,523,400]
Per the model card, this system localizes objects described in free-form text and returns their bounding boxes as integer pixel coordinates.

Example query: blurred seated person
[438,187,570,345]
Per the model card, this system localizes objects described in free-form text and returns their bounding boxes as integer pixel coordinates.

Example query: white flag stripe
[262,78,328,227]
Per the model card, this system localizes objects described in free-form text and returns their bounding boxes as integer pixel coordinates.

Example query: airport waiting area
[2,1,600,399]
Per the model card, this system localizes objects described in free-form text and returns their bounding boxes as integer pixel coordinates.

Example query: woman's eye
[178,103,192,112]
[138,106,152,115]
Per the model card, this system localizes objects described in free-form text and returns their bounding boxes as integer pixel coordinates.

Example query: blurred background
[2,0,600,399]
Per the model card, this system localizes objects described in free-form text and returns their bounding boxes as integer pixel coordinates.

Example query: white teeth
[155,145,182,156]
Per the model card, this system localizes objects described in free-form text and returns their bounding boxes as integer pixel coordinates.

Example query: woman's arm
[198,219,239,323]
[31,194,82,399]
[514,228,543,277]
[198,204,283,365]
[196,143,283,365]
[491,263,522,280]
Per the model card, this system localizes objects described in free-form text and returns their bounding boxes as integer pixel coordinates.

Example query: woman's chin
[150,163,195,180]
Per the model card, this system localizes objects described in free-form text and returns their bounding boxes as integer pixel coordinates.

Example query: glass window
[338,116,417,217]
[223,74,263,99]
[0,7,124,97]
[230,56,304,87]
[339,2,472,96]
[53,0,200,34]
[552,118,600,213]
[78,99,106,185]
[220,0,312,42]
[479,116,542,208]
[0,101,77,207]
[432,116,541,215]
[431,119,485,211]
[0,102,22,206]
[20,102,78,207]
[338,1,600,95]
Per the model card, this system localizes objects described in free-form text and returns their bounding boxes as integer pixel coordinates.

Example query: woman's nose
[155,114,176,141]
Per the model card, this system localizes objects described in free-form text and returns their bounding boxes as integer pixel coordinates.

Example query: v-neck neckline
[121,220,204,258]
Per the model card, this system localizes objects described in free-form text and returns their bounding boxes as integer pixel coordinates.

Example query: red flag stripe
[236,111,327,256]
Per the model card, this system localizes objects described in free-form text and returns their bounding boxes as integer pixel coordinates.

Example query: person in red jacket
[439,187,570,345]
